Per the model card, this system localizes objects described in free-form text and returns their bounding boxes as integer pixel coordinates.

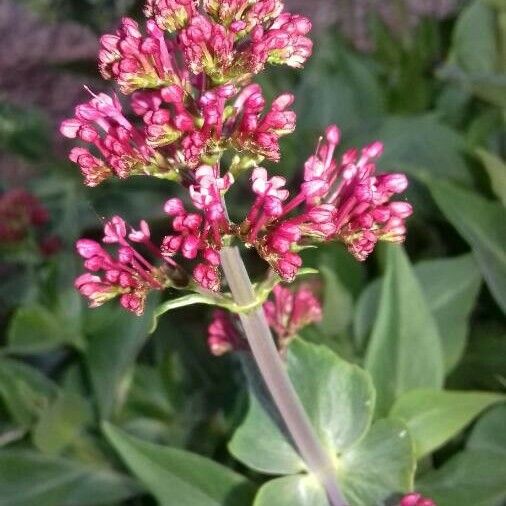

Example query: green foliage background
[0,1,504,505]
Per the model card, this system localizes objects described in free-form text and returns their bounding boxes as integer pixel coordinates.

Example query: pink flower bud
[164,198,185,216]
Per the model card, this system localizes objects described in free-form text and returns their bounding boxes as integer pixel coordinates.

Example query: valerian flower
[400,493,436,506]
[65,0,411,318]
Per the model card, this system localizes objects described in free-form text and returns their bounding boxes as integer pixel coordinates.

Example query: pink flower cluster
[400,493,436,506]
[75,216,172,315]
[65,0,412,317]
[61,1,309,187]
[240,125,412,279]
[208,283,322,355]
[0,189,48,244]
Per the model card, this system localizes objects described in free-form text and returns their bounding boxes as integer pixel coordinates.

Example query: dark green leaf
[32,390,91,456]
[0,449,139,506]
[365,247,445,415]
[7,305,85,354]
[84,296,159,419]
[103,423,255,506]
[429,180,506,312]
[0,358,57,427]
[476,148,506,206]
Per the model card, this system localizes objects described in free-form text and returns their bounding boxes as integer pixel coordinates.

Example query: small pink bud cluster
[75,216,170,315]
[240,125,412,280]
[60,93,165,186]
[0,189,49,244]
[400,493,436,506]
[208,284,322,355]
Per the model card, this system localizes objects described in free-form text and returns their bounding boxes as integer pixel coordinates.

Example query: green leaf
[230,339,375,474]
[429,179,506,312]
[338,420,415,506]
[151,293,218,334]
[390,389,504,459]
[32,391,91,456]
[476,148,506,206]
[318,265,354,337]
[377,115,472,185]
[453,0,498,74]
[103,423,255,506]
[254,475,328,506]
[417,404,506,506]
[418,450,506,506]
[0,449,139,506]
[355,254,482,371]
[230,340,415,505]
[468,404,506,455]
[7,305,85,354]
[365,247,445,415]
[84,296,158,419]
[0,358,57,427]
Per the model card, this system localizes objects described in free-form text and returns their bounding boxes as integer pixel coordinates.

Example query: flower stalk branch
[220,245,347,506]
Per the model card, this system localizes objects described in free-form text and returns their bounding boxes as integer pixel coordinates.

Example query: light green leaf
[476,148,506,206]
[0,358,57,427]
[453,0,498,74]
[390,389,504,459]
[0,449,139,506]
[355,254,482,371]
[32,391,91,456]
[365,247,445,415]
[338,420,415,506]
[151,293,220,334]
[7,305,85,354]
[230,339,375,474]
[429,179,506,312]
[230,340,415,505]
[318,265,354,337]
[84,296,158,419]
[418,404,506,506]
[103,423,255,506]
[254,475,328,506]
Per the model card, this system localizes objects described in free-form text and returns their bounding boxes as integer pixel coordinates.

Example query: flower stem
[220,246,347,506]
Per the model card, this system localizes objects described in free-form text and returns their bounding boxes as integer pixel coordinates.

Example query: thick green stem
[220,246,347,506]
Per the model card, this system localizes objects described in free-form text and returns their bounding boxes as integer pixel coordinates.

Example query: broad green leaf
[419,450,506,506]
[318,265,354,336]
[84,296,158,419]
[230,339,375,474]
[32,391,91,456]
[453,0,498,74]
[377,115,472,185]
[254,475,329,506]
[476,148,506,206]
[0,449,139,506]
[355,254,482,371]
[390,389,504,459]
[103,423,255,506]
[338,420,415,506]
[7,305,85,354]
[230,340,415,505]
[365,247,445,415]
[468,404,506,456]
[418,404,506,506]
[430,180,506,312]
[0,358,57,427]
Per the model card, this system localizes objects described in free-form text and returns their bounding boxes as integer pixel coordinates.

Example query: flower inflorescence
[63,0,412,320]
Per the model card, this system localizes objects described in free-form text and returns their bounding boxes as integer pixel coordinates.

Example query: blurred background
[0,1,504,505]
